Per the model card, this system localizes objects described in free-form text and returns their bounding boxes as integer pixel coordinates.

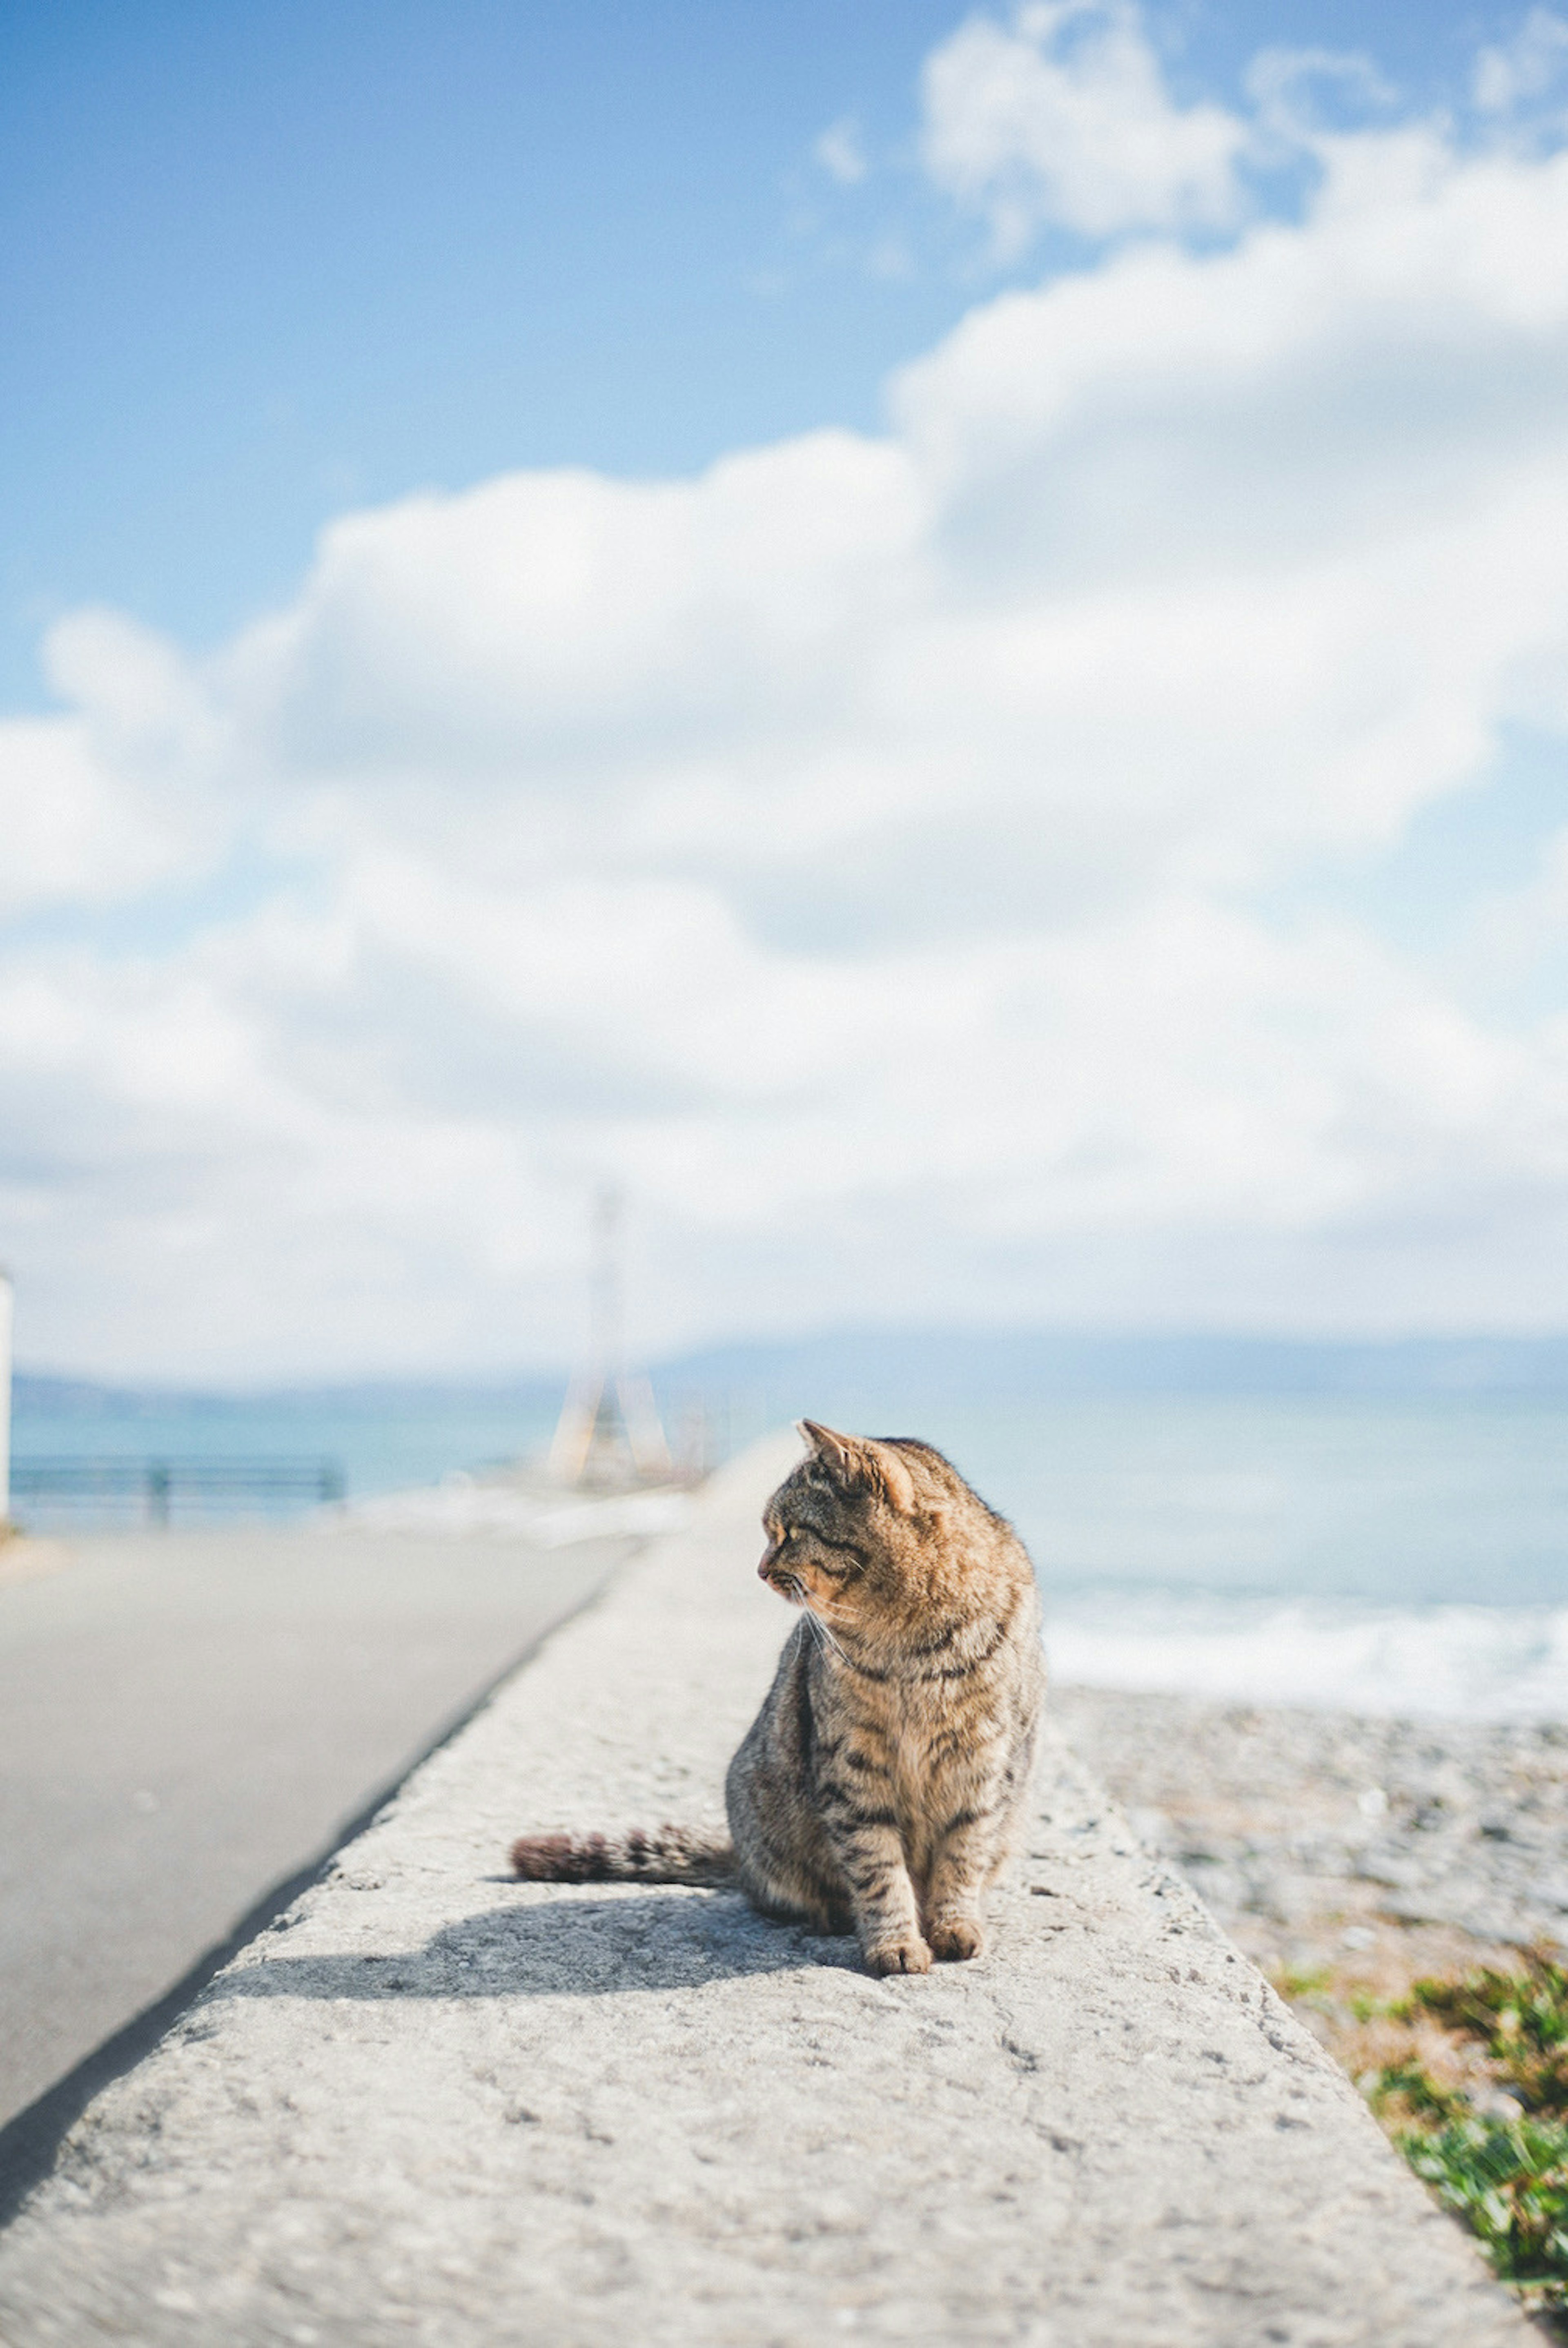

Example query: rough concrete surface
[0,1524,624,2128]
[0,1438,1530,2346]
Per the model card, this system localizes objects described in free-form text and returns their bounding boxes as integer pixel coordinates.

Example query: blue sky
[5,0,1568,1378]
[2,0,1546,703]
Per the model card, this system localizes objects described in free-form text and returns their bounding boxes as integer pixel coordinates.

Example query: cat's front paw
[864,1933,933,1977]
[927,1914,985,1962]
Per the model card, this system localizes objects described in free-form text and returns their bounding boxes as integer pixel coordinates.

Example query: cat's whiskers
[803,1601,849,1662]
[808,1592,854,1629]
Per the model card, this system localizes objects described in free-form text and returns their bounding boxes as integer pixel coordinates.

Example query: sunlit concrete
[0,1441,1527,2345]
[0,1521,622,2128]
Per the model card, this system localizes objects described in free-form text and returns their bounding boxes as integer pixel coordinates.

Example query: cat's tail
[509,1825,734,1885]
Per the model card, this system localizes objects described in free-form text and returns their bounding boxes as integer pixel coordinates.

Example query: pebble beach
[1056,1683,1568,2123]
[1056,1686,1568,1957]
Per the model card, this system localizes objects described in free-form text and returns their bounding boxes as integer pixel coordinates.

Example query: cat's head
[757,1419,982,1628]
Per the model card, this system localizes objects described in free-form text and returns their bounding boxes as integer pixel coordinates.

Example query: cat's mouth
[758,1539,797,1600]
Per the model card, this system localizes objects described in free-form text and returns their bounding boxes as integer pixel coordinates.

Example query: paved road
[0,1524,625,2130]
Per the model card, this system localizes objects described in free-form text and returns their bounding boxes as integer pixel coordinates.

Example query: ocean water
[9,1387,561,1529]
[927,1395,1568,1721]
[12,1380,1568,1719]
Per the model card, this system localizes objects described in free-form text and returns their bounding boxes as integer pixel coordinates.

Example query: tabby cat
[510,1421,1045,1976]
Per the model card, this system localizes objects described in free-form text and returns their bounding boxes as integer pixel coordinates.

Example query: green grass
[1363,1953,1568,2318]
[1272,1962,1332,2003]
[1412,1956,1568,2114]
[1369,2057,1470,2125]
[1399,2118,1568,2301]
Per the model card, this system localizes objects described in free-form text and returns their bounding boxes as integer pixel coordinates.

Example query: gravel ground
[1054,1684,1568,2010]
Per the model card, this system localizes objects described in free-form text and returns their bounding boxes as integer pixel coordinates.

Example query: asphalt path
[0,1524,626,2132]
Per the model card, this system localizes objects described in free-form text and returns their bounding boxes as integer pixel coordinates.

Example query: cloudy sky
[6,0,1568,1380]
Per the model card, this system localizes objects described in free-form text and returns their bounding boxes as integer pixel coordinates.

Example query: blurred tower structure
[548,1189,671,1490]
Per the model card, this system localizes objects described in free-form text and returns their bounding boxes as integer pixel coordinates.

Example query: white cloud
[0,611,221,918]
[920,0,1254,250]
[1475,8,1568,116]
[814,116,869,185]
[7,24,1568,1374]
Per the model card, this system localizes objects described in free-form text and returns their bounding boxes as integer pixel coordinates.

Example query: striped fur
[509,1421,1044,1977]
[509,1825,732,1884]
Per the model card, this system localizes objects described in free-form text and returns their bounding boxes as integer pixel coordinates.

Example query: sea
[13,1353,1568,1723]
[923,1393,1568,1724]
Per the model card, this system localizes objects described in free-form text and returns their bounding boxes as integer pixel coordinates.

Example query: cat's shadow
[207,1890,860,2004]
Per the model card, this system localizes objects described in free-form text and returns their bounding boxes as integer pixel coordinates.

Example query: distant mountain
[16,1328,1568,1428]
[650,1327,1568,1417]
[11,1371,562,1420]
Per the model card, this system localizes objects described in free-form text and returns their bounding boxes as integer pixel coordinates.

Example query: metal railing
[11,1456,346,1525]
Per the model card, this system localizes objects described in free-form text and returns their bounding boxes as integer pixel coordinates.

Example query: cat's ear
[798,1420,858,1477]
[799,1421,916,1512]
[864,1438,917,1514]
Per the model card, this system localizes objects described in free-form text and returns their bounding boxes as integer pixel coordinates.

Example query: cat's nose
[757,1543,781,1580]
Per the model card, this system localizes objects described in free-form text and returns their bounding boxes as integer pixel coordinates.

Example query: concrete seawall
[0,1436,1530,2345]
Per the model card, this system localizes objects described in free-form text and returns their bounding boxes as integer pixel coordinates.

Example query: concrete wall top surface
[0,1434,1530,2347]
